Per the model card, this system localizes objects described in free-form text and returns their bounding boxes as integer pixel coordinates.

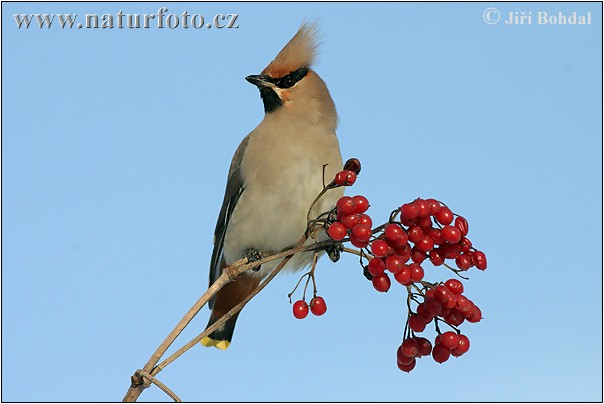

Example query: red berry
[408,314,427,332]
[434,285,451,303]
[441,225,462,243]
[429,249,445,266]
[445,309,465,326]
[395,242,411,256]
[426,198,441,215]
[442,242,461,259]
[401,338,419,357]
[455,254,473,270]
[440,331,460,350]
[410,246,427,264]
[349,232,369,248]
[424,298,443,318]
[397,357,416,372]
[416,302,430,320]
[429,229,443,245]
[401,217,416,227]
[435,206,454,225]
[467,305,482,323]
[400,203,419,220]
[407,226,423,244]
[473,250,487,270]
[445,293,458,309]
[455,216,469,237]
[334,170,356,186]
[415,337,432,357]
[358,214,373,228]
[336,196,356,215]
[352,195,369,213]
[459,237,472,252]
[396,346,415,365]
[396,249,411,264]
[292,300,309,319]
[413,198,431,217]
[456,295,474,315]
[394,266,411,285]
[352,224,372,242]
[371,239,390,258]
[444,279,464,295]
[417,215,433,233]
[368,257,386,276]
[327,222,347,241]
[432,344,451,363]
[372,273,391,292]
[385,255,405,273]
[342,158,361,175]
[341,214,360,229]
[409,263,424,282]
[310,296,327,316]
[385,223,405,243]
[453,334,470,355]
[416,235,434,252]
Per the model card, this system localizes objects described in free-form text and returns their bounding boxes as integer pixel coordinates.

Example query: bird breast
[222,118,343,276]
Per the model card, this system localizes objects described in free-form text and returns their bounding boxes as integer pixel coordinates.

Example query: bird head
[246,24,336,123]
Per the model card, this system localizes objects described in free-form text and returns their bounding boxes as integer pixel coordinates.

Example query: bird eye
[283,77,296,88]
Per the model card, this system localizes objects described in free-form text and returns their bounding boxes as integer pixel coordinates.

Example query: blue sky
[2,2,602,402]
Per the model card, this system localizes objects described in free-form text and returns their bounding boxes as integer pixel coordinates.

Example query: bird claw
[246,248,264,271]
[325,242,343,263]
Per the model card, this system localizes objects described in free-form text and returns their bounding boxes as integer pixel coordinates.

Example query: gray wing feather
[208,136,250,308]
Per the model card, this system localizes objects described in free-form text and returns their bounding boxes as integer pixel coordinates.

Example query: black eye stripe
[265,67,309,89]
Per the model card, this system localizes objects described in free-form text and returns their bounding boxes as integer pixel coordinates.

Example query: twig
[123,232,345,401]
[135,370,182,402]
[342,246,369,259]
[122,269,234,402]
[151,248,296,375]
[306,185,338,222]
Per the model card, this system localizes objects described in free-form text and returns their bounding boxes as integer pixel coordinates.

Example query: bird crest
[262,23,318,78]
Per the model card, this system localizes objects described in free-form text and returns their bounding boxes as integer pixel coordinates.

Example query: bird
[201,24,344,350]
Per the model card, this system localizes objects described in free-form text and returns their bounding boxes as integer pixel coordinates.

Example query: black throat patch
[258,67,310,114]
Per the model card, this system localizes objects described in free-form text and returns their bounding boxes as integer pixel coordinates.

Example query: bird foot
[325,242,343,263]
[246,248,264,271]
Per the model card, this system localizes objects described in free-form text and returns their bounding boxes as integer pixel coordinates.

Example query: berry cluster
[288,160,488,374]
[292,296,327,319]
[399,278,478,370]
[327,195,373,246]
[320,169,488,373]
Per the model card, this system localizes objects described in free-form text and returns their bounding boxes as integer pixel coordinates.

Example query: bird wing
[208,135,250,308]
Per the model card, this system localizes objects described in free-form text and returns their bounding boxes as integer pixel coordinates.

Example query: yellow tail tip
[201,336,230,350]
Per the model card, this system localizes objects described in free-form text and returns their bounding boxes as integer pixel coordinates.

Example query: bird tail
[201,313,240,350]
[201,273,261,350]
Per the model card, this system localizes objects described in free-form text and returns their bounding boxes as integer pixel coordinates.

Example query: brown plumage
[262,24,318,78]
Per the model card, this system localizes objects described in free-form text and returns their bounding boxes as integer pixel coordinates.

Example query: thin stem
[151,250,296,376]
[341,246,367,259]
[302,272,312,301]
[411,283,424,295]
[287,273,310,302]
[307,187,331,222]
[442,262,470,280]
[124,235,339,401]
[135,370,182,402]
[309,252,319,297]
[434,317,442,334]
[150,231,314,376]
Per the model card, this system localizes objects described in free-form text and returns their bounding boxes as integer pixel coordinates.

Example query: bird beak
[245,74,272,88]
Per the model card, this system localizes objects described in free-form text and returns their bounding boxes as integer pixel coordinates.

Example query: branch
[152,247,296,375]
[135,370,182,402]
[123,233,338,401]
